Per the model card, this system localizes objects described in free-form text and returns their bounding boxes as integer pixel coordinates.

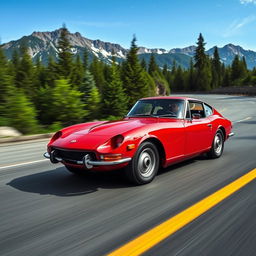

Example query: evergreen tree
[122,36,155,107]
[33,56,47,89]
[148,54,159,75]
[57,25,73,77]
[140,58,147,70]
[162,64,168,77]
[231,55,247,84]
[86,86,101,120]
[102,57,128,118]
[194,33,212,91]
[83,49,89,71]
[0,47,13,124]
[5,89,39,134]
[79,69,102,119]
[222,67,231,87]
[70,55,84,88]
[50,79,85,125]
[16,44,35,98]
[211,47,222,88]
[89,56,105,92]
[173,66,185,91]
[46,56,59,87]
[188,59,195,91]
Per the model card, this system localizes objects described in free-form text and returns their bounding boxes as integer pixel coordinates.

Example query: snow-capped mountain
[2,28,256,69]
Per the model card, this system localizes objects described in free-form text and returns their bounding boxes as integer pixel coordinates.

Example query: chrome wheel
[214,132,223,155]
[137,148,156,178]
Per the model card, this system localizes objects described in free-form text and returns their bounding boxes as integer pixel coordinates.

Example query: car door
[184,100,213,156]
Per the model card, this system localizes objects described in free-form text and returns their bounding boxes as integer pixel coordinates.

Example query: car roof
[140,96,200,101]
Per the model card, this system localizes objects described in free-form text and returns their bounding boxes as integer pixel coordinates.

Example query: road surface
[0,94,255,256]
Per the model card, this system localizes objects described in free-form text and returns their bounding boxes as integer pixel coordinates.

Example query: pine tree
[70,55,84,88]
[102,57,128,118]
[5,89,39,134]
[148,54,159,75]
[86,86,101,120]
[89,56,105,92]
[50,79,85,125]
[16,44,35,98]
[79,69,102,119]
[83,49,89,71]
[57,25,73,77]
[194,33,212,91]
[173,66,185,91]
[122,36,155,107]
[188,59,195,91]
[231,55,247,84]
[140,58,147,70]
[46,56,59,87]
[211,47,222,88]
[0,46,13,125]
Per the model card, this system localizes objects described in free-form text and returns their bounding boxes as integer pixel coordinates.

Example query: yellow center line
[108,168,256,256]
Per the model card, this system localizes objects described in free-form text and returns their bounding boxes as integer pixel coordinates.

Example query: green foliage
[5,89,39,134]
[194,33,212,91]
[57,26,73,77]
[90,56,106,92]
[102,59,128,118]
[38,79,85,126]
[1,28,255,136]
[86,86,101,120]
[122,36,156,107]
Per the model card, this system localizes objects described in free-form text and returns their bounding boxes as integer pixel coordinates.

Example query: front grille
[53,148,96,162]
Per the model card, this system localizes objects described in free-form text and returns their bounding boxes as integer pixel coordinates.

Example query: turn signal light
[100,154,122,161]
[127,144,135,150]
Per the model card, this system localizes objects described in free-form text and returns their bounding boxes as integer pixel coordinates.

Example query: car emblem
[70,139,77,143]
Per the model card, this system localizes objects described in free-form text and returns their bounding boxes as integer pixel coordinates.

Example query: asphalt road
[0,94,255,256]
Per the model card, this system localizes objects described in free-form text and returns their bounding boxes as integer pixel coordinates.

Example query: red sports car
[44,96,234,185]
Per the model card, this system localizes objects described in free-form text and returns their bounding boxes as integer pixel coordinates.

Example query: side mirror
[192,113,201,119]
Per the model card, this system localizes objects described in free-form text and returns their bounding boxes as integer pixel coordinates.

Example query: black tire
[65,166,84,175]
[207,129,224,159]
[125,141,159,185]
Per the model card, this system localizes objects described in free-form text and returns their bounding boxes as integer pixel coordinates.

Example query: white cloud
[223,15,256,37]
[240,0,256,4]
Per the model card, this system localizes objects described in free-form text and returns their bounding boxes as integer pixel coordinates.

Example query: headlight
[50,131,62,143]
[111,135,124,148]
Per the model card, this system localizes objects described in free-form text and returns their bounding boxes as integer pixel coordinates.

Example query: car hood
[50,118,157,150]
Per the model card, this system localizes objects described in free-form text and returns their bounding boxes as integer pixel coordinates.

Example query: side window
[188,101,206,119]
[204,104,213,117]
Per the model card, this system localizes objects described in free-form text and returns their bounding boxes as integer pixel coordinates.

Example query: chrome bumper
[43,152,131,169]
[228,132,235,138]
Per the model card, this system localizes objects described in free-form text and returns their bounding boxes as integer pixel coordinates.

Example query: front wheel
[125,142,159,185]
[207,129,224,159]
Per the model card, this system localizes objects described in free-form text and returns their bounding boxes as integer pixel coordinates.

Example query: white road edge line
[0,159,49,170]
[234,116,252,123]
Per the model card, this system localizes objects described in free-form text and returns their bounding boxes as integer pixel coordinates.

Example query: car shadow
[7,167,131,197]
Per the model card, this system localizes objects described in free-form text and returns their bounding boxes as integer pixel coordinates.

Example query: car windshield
[127,99,185,119]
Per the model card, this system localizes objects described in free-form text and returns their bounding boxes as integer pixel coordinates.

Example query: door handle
[207,124,212,127]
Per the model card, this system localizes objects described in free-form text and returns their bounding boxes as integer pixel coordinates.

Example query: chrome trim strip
[43,152,131,166]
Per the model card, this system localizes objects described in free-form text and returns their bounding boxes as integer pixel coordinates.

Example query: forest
[0,27,255,134]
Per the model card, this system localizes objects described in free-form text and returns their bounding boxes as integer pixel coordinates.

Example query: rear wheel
[65,166,84,175]
[207,129,224,159]
[125,142,159,185]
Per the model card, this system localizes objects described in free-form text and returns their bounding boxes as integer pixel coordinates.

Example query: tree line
[0,28,255,134]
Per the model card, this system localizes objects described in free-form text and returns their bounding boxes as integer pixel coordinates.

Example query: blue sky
[1,0,256,50]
